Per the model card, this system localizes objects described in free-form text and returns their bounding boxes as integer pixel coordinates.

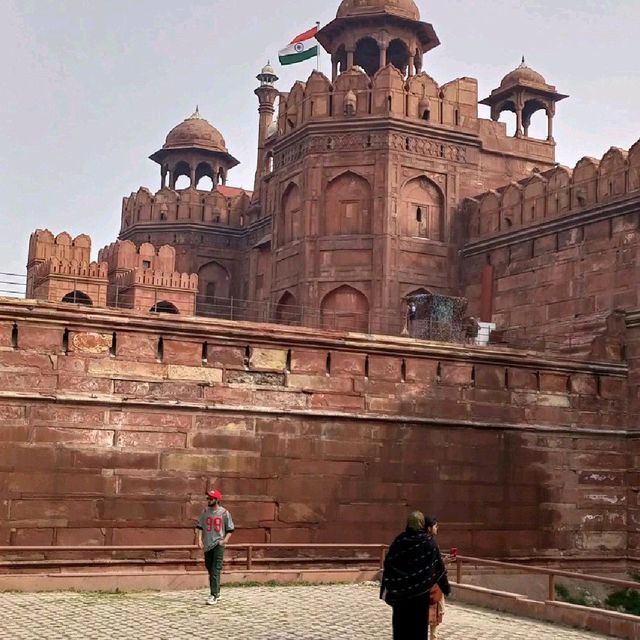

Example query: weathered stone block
[404,358,438,383]
[507,368,538,390]
[57,527,106,546]
[475,365,506,389]
[117,333,159,361]
[570,374,598,396]
[287,374,353,393]
[279,503,325,524]
[539,373,568,393]
[249,348,287,371]
[163,339,202,366]
[290,349,329,375]
[89,359,165,380]
[115,431,186,449]
[440,363,473,386]
[166,365,223,384]
[18,325,64,352]
[368,355,402,381]
[227,370,285,386]
[70,332,112,355]
[331,352,366,376]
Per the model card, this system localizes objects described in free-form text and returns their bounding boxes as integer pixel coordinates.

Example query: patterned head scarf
[406,511,425,532]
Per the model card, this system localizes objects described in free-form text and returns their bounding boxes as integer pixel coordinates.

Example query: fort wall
[0,299,631,558]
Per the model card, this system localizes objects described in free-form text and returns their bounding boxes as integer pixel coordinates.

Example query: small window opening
[11,323,18,349]
[366,135,372,148]
[422,110,430,121]
[110,332,117,356]
[454,109,460,126]
[439,144,445,158]
[142,260,151,269]
[364,355,370,378]
[244,345,252,368]
[286,349,292,373]
[326,352,332,376]
[310,101,314,116]
[504,368,509,388]
[405,138,410,151]
[436,362,442,383]
[202,342,208,365]
[416,207,423,223]
[214,216,221,223]
[471,366,476,385]
[609,180,613,195]
[388,96,392,111]
[62,329,70,354]
[401,359,407,383]
[157,336,164,362]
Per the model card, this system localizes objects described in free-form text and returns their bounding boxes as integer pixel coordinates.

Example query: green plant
[605,589,640,616]
[555,584,601,608]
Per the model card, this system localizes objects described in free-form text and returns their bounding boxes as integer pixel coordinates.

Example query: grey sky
[1,0,638,284]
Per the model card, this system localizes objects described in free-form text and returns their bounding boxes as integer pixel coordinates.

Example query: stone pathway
[0,583,614,639]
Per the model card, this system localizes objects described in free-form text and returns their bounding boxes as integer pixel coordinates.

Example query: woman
[425,517,446,640]
[380,512,451,640]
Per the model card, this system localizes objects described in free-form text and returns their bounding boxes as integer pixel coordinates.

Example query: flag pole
[316,21,321,71]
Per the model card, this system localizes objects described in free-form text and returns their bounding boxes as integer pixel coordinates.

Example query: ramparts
[0,298,633,558]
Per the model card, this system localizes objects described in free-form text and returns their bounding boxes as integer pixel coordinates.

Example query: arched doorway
[321,285,369,332]
[280,183,302,245]
[61,291,93,306]
[275,291,302,326]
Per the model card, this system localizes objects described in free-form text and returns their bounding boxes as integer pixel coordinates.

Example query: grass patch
[556,583,640,616]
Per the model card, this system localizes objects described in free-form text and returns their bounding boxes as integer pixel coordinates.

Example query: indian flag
[278,25,319,66]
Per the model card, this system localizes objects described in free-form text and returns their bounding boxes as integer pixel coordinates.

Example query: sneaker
[215,594,221,602]
[207,596,217,605]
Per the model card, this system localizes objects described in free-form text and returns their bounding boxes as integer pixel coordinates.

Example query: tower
[316,0,440,80]
[253,63,279,194]
[149,107,240,190]
[480,58,568,142]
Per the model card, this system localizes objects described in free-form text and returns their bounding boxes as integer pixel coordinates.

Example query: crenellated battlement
[272,67,479,141]
[465,140,640,241]
[112,269,198,291]
[119,185,251,233]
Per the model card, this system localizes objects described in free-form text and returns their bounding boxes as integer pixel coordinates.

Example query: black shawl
[380,529,448,605]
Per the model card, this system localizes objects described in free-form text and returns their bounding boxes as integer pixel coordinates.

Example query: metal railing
[0,543,388,572]
[455,555,640,603]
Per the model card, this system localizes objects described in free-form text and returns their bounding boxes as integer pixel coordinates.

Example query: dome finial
[188,105,203,120]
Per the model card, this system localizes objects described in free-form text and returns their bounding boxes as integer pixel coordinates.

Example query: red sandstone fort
[1,0,639,567]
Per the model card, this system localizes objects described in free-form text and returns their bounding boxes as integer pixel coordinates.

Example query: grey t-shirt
[196,506,235,552]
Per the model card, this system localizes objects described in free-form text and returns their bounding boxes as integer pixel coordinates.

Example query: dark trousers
[204,545,225,597]
[392,593,430,640]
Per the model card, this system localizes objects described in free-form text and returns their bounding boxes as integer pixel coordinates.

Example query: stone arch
[150,301,179,314]
[354,37,380,77]
[320,285,369,332]
[198,261,231,302]
[323,171,372,236]
[195,162,215,191]
[399,175,444,240]
[388,39,410,75]
[333,68,371,116]
[479,192,500,236]
[501,184,523,229]
[61,291,93,306]
[522,174,547,223]
[546,166,572,217]
[598,147,628,200]
[280,182,303,245]
[629,140,640,192]
[572,157,599,208]
[172,161,191,189]
[275,291,302,325]
[406,73,439,120]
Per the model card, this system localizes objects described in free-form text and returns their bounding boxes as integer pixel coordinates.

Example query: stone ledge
[0,568,380,593]
[451,582,640,640]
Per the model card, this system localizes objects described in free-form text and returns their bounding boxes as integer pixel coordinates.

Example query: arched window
[61,291,93,306]
[400,176,444,240]
[280,183,302,245]
[150,301,179,314]
[324,172,372,236]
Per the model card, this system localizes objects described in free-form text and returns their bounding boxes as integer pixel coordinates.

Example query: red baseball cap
[206,490,222,500]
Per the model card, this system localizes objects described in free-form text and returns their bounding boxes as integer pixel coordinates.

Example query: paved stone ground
[0,583,614,639]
